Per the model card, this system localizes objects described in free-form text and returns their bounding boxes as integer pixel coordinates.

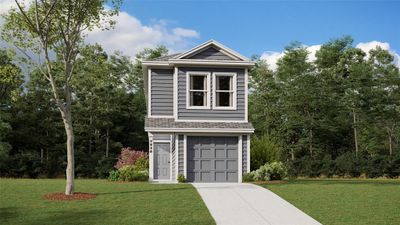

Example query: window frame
[212,72,237,110]
[186,71,211,109]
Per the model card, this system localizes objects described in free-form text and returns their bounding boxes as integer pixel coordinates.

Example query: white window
[213,73,237,110]
[186,72,211,109]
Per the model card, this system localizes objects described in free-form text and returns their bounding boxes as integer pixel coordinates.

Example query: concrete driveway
[192,183,321,225]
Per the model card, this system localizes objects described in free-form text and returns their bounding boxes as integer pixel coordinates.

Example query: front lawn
[261,179,400,225]
[0,179,215,225]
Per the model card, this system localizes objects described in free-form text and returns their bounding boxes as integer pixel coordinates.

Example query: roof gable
[173,40,250,61]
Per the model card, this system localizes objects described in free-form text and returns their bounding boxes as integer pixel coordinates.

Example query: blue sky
[120,0,400,57]
[1,0,399,67]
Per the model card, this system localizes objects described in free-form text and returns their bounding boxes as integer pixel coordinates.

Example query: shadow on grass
[28,209,108,225]
[263,179,400,186]
[95,186,191,195]
[0,207,19,222]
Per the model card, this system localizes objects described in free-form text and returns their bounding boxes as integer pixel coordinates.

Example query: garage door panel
[187,136,238,182]
[227,160,237,170]
[227,149,238,159]
[201,160,212,170]
[215,160,225,170]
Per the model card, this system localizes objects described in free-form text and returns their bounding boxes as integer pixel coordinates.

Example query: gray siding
[152,133,171,141]
[151,69,173,116]
[242,135,248,173]
[178,135,184,175]
[178,67,246,120]
[184,46,236,61]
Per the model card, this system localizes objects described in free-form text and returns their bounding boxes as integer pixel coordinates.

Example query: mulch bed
[43,192,97,201]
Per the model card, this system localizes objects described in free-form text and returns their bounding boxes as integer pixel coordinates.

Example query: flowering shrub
[118,166,149,181]
[114,147,148,169]
[250,162,288,181]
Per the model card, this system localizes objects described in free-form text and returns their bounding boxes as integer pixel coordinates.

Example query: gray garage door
[187,136,238,182]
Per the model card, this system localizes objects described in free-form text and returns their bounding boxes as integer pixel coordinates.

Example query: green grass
[0,179,215,225]
[260,179,400,225]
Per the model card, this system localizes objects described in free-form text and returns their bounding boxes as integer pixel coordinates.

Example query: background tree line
[0,44,167,178]
[249,36,400,178]
[1,36,399,179]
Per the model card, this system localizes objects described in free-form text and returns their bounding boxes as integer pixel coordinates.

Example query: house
[143,40,255,183]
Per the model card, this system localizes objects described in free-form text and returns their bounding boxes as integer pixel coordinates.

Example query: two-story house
[143,40,254,183]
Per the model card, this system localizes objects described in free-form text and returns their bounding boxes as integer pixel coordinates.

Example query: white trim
[212,72,237,110]
[175,134,179,181]
[183,135,187,178]
[247,134,251,173]
[145,128,254,133]
[238,135,243,183]
[142,61,170,66]
[174,119,247,123]
[186,71,211,110]
[147,115,174,119]
[173,67,178,120]
[168,60,254,67]
[148,133,154,181]
[170,135,173,181]
[148,68,152,116]
[244,68,249,122]
[172,40,250,61]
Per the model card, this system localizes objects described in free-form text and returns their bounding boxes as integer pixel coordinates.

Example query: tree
[2,0,121,195]
[0,49,23,171]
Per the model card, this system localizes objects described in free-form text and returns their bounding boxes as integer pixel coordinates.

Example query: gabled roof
[171,40,250,61]
[142,39,254,67]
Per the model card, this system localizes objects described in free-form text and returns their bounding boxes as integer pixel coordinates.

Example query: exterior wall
[242,135,248,173]
[177,67,246,121]
[151,69,173,116]
[184,46,236,61]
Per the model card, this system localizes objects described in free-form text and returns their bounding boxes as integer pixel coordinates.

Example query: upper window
[213,73,237,109]
[187,72,210,109]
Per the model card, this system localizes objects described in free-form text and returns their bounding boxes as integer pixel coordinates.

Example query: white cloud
[0,0,31,15]
[261,42,400,70]
[85,11,199,58]
[260,45,321,70]
[356,41,400,68]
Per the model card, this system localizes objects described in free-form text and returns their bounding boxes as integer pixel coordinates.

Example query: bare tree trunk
[89,94,93,154]
[353,109,359,157]
[61,109,75,195]
[41,148,44,163]
[106,128,109,158]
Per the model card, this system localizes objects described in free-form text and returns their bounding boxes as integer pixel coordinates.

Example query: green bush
[134,155,149,171]
[250,162,287,181]
[177,174,187,183]
[242,173,255,182]
[108,170,120,181]
[96,156,117,179]
[250,135,282,171]
[117,166,149,182]
[335,152,362,177]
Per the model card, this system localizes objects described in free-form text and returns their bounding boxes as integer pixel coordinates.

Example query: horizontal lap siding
[151,69,173,116]
[178,67,246,121]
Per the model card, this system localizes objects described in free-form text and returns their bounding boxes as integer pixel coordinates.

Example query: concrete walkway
[192,183,321,225]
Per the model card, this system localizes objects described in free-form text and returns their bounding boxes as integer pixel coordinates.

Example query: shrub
[335,152,362,177]
[118,165,148,182]
[250,162,287,181]
[134,155,149,171]
[242,173,255,182]
[115,147,148,169]
[250,135,282,170]
[108,170,120,181]
[177,174,187,183]
[96,156,117,179]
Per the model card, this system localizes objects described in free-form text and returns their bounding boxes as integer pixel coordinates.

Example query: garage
[187,136,238,182]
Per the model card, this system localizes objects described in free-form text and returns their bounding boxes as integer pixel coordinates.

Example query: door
[154,143,170,179]
[187,136,238,182]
